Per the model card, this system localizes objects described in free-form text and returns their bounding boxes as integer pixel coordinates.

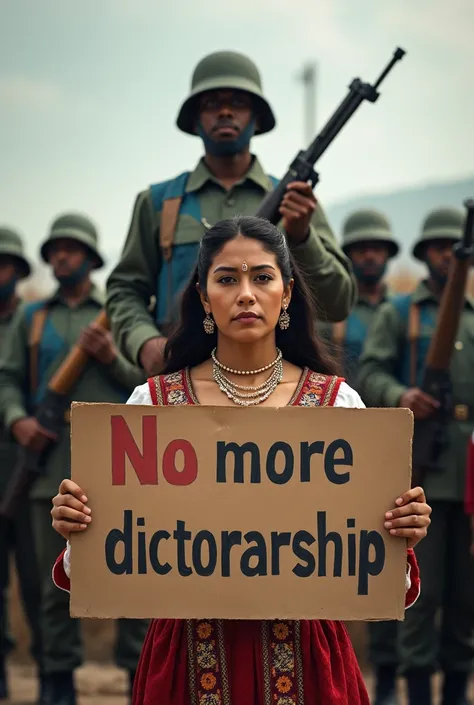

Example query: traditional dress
[53,368,420,705]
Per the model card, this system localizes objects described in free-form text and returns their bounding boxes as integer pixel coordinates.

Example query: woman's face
[201,236,292,343]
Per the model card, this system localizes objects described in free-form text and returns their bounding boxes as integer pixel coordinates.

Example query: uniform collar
[412,279,474,309]
[356,283,393,307]
[48,282,104,307]
[185,155,272,193]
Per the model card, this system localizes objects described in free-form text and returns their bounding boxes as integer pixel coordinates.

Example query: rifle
[256,47,406,224]
[412,199,474,485]
[0,309,110,519]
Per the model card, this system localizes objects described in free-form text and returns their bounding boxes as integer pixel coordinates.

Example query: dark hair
[161,216,339,376]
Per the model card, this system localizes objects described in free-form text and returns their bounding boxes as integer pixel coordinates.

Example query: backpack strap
[408,302,421,387]
[149,172,191,263]
[331,320,346,367]
[28,306,49,396]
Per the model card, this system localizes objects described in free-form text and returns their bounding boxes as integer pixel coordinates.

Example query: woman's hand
[51,479,91,540]
[384,486,431,549]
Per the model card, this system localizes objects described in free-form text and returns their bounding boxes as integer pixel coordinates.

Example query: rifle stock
[0,309,110,518]
[256,48,405,224]
[412,199,474,485]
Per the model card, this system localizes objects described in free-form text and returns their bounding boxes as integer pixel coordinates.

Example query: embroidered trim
[158,371,190,405]
[148,376,161,405]
[262,620,302,704]
[187,619,228,705]
[322,375,342,407]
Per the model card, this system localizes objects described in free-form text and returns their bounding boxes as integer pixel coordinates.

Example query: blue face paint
[198,117,256,157]
[54,258,91,288]
[0,277,17,301]
[351,261,387,286]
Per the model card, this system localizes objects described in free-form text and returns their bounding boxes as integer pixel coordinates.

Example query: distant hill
[326,175,474,267]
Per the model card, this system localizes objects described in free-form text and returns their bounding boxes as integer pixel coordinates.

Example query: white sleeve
[333,381,366,409]
[64,541,71,578]
[126,382,153,405]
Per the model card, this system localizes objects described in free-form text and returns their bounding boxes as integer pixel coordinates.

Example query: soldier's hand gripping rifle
[0,309,110,519]
[255,48,406,223]
[412,199,474,485]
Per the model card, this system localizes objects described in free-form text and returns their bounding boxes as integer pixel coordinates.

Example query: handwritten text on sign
[70,404,412,621]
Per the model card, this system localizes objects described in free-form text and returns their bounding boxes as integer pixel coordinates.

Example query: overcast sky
[1,0,473,289]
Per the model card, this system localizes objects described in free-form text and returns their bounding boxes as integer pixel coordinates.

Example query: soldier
[0,228,44,701]
[357,207,474,705]
[106,50,356,375]
[317,209,401,704]
[0,214,149,705]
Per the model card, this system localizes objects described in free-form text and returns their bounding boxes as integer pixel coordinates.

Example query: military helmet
[412,207,464,261]
[176,50,276,136]
[0,227,31,278]
[341,209,399,258]
[40,212,104,269]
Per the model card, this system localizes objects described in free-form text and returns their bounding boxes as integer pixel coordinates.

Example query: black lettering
[105,509,132,575]
[266,442,294,484]
[241,531,267,576]
[358,530,385,595]
[300,441,325,482]
[324,439,352,485]
[292,530,316,577]
[271,531,291,575]
[216,441,261,483]
[347,518,356,576]
[137,518,147,574]
[149,530,171,575]
[192,530,217,577]
[317,511,342,577]
[221,531,242,577]
[173,519,192,576]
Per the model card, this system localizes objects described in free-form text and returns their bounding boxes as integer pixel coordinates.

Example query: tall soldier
[106,50,356,375]
[0,214,149,705]
[0,228,44,701]
[357,207,474,705]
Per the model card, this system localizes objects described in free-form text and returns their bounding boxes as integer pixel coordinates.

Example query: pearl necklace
[211,348,282,375]
[211,350,283,406]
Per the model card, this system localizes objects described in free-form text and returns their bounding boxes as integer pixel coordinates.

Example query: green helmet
[412,207,464,260]
[40,212,104,269]
[341,209,399,258]
[0,227,31,278]
[176,50,276,136]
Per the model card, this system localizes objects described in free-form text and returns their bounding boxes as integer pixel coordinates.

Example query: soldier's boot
[373,665,398,705]
[0,657,8,699]
[405,669,432,705]
[128,670,136,704]
[441,671,470,705]
[47,671,77,705]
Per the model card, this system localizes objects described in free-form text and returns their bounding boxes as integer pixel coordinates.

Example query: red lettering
[111,416,158,485]
[162,439,198,485]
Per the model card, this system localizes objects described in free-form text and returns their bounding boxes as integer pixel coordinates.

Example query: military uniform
[0,229,43,698]
[317,210,401,704]
[106,51,356,365]
[0,215,149,704]
[357,208,474,705]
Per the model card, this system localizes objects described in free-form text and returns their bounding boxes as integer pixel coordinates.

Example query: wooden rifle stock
[412,199,474,484]
[0,309,110,518]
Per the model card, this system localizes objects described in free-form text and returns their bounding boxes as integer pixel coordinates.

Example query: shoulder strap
[28,306,49,396]
[408,302,421,387]
[150,172,191,262]
[331,320,346,368]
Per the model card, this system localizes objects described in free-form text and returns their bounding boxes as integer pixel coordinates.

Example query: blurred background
[1,0,474,697]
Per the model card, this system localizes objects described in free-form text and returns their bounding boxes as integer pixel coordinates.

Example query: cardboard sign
[69,403,413,621]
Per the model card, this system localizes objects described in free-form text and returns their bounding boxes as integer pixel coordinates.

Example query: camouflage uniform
[106,51,356,366]
[357,208,474,705]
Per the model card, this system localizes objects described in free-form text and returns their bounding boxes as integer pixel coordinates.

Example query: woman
[51,216,431,705]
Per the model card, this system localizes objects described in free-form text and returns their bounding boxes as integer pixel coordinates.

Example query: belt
[453,404,474,422]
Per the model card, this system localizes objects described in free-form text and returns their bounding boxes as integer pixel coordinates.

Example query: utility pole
[296,62,317,143]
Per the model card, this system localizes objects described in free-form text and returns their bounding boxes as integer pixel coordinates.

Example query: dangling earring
[203,312,215,335]
[279,305,290,330]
